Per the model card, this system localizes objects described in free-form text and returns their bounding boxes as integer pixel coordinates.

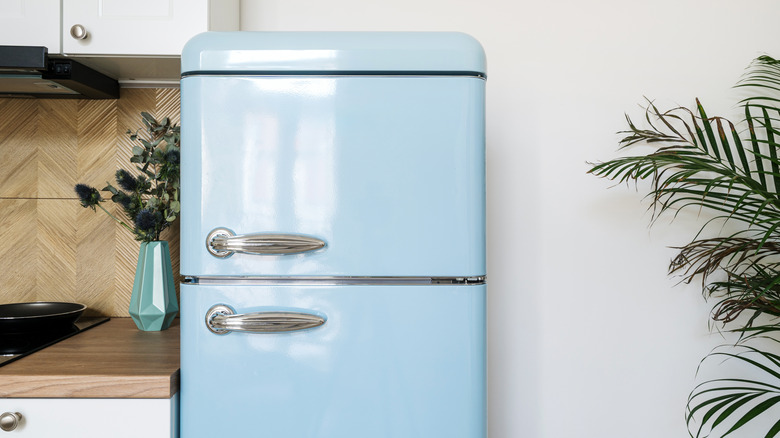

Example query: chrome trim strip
[184,276,486,286]
[182,70,487,80]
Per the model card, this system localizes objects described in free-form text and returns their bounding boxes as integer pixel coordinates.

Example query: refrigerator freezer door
[180,283,487,438]
[181,75,485,278]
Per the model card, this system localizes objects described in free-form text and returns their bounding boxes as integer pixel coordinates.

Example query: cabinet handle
[70,24,89,40]
[0,412,22,432]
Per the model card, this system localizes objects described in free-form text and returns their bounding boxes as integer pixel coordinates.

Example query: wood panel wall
[0,89,181,316]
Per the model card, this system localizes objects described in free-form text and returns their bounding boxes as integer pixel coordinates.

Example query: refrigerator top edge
[181,31,486,76]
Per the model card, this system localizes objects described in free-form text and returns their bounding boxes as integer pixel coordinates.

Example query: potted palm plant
[589,55,780,437]
[75,112,180,331]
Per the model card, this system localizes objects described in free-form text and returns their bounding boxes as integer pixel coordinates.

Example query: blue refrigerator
[179,32,486,437]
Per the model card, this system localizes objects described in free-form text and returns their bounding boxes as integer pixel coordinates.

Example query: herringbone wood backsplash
[0,88,181,316]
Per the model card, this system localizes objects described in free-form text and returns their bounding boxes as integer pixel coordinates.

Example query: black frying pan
[0,302,86,334]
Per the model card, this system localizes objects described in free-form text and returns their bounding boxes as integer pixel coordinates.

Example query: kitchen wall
[237,0,780,437]
[0,88,181,317]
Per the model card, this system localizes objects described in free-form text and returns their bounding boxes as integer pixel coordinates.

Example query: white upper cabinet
[0,0,60,50]
[0,0,238,56]
[62,0,238,56]
[0,0,237,81]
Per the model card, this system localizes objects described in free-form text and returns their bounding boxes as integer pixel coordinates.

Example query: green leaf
[697,99,721,160]
[141,111,155,126]
[722,395,780,436]
[711,393,762,429]
[760,106,780,192]
[766,417,780,438]
[102,184,118,195]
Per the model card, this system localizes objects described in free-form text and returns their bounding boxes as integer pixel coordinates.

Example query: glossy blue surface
[180,283,486,438]
[180,32,487,437]
[181,75,485,277]
[182,32,486,74]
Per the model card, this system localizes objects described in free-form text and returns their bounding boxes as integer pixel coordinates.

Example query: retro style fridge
[179,32,487,437]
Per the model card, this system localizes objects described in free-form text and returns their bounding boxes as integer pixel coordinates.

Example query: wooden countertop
[0,318,179,399]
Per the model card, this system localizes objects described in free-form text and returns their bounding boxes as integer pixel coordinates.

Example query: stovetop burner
[0,316,110,367]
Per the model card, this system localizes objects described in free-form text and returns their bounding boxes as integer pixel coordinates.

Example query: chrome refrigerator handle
[206,228,326,258]
[205,305,326,334]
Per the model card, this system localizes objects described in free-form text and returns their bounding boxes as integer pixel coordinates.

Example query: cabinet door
[62,0,210,55]
[0,396,178,437]
[0,0,60,51]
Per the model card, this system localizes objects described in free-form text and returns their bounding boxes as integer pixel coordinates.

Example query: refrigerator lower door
[180,283,486,437]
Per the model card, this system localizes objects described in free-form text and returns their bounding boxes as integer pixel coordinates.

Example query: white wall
[238,1,780,436]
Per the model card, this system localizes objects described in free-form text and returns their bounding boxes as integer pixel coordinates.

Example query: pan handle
[205,304,326,335]
[206,228,326,258]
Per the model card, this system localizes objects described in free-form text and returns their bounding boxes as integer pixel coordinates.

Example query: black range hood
[0,46,119,99]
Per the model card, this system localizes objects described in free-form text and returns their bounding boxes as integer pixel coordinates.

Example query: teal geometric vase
[129,241,179,331]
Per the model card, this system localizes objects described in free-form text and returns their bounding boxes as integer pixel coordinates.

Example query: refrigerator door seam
[181,70,487,79]
[184,276,486,286]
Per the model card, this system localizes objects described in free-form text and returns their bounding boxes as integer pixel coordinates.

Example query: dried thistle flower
[74,184,102,209]
[116,169,139,192]
[75,112,180,242]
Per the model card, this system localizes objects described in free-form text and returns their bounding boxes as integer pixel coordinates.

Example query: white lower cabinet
[0,393,178,437]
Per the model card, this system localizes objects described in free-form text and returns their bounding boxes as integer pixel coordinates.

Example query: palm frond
[707,264,780,325]
[670,235,780,284]
[591,54,780,438]
[687,342,780,438]
[588,57,780,327]
[589,102,780,239]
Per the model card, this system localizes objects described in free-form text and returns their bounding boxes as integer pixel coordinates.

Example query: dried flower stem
[97,203,135,234]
